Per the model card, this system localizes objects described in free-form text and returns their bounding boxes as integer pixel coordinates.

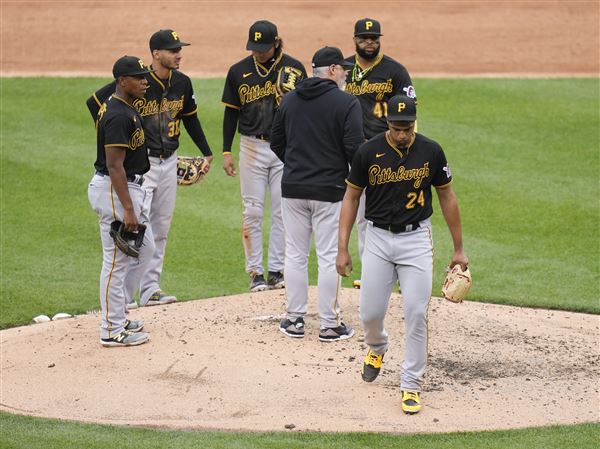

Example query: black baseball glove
[109,221,146,258]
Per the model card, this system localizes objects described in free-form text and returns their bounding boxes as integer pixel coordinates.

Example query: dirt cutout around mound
[1,288,598,433]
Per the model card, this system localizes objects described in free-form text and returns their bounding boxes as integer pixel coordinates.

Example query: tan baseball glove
[177,156,208,186]
[442,265,472,303]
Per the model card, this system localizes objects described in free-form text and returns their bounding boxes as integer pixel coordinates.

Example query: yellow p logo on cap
[398,102,406,112]
[366,21,373,30]
[171,31,179,41]
[254,32,262,41]
[137,59,145,69]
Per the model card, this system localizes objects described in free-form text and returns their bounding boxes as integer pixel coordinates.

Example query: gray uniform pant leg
[282,198,342,328]
[139,155,177,304]
[360,221,433,392]
[239,136,284,275]
[88,174,155,339]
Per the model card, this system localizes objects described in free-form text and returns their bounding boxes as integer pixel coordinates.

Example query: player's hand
[202,155,213,174]
[449,249,468,272]
[223,153,237,177]
[336,249,353,277]
[123,208,139,233]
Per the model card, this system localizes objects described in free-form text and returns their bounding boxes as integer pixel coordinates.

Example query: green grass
[0,77,598,330]
[1,412,599,449]
[0,77,599,446]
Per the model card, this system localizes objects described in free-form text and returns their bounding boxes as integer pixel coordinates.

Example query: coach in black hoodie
[270,46,364,343]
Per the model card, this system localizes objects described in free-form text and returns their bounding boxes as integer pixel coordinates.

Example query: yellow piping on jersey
[149,69,172,91]
[92,92,102,107]
[385,132,416,158]
[105,144,129,148]
[181,108,198,117]
[435,181,453,189]
[346,180,364,191]
[222,102,240,110]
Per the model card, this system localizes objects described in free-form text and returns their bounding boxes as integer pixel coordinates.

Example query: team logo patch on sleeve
[403,85,416,98]
[443,164,452,178]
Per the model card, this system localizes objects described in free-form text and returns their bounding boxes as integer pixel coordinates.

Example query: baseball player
[345,18,416,288]
[336,95,468,414]
[222,20,307,292]
[86,29,213,308]
[88,56,155,347]
[271,46,363,341]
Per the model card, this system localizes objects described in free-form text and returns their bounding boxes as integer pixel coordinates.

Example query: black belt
[372,221,421,234]
[148,149,175,159]
[244,134,270,141]
[95,171,144,186]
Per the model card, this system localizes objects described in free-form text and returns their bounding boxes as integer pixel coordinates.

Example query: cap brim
[354,32,383,37]
[119,68,154,77]
[387,115,416,122]
[246,41,274,52]
[154,42,190,50]
[340,61,354,69]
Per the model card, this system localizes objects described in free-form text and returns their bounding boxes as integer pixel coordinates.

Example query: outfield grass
[1,77,598,330]
[0,77,599,445]
[1,412,599,449]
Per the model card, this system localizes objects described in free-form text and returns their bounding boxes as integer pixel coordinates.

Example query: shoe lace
[367,351,382,365]
[404,391,419,402]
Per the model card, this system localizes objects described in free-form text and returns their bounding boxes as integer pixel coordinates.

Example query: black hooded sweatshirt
[270,77,364,202]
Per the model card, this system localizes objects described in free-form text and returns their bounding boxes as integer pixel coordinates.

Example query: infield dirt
[1,0,599,434]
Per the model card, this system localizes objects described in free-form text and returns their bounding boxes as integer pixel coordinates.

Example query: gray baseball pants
[359,220,433,392]
[239,135,285,275]
[88,174,155,339]
[281,198,342,328]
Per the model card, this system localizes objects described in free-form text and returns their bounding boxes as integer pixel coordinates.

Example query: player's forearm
[438,189,464,252]
[338,191,360,251]
[182,115,212,156]
[222,106,239,152]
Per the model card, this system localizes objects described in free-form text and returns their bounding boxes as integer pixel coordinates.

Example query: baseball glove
[275,66,303,106]
[177,156,208,186]
[109,221,146,258]
[442,265,472,303]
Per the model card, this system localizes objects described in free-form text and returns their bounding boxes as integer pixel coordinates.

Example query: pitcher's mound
[1,288,598,433]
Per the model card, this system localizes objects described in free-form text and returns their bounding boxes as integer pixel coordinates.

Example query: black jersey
[347,132,451,226]
[221,53,306,138]
[90,69,198,157]
[95,95,150,177]
[345,54,415,139]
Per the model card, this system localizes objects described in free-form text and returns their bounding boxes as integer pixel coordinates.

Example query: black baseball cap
[112,56,153,78]
[387,95,417,122]
[354,18,383,37]
[311,46,354,69]
[149,29,190,51]
[246,20,278,51]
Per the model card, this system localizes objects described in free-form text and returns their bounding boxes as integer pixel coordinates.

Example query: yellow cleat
[361,349,384,382]
[401,390,421,414]
[353,279,361,289]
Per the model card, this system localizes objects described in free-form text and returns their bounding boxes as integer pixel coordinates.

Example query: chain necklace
[353,53,383,82]
[253,51,283,78]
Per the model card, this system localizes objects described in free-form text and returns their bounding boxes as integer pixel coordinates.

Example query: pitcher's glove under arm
[109,221,146,258]
[177,156,208,186]
[275,66,303,105]
[442,265,472,303]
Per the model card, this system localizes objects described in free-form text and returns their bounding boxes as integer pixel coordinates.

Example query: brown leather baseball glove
[442,265,472,303]
[177,156,208,186]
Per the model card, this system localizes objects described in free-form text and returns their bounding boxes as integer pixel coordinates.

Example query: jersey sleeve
[221,67,241,109]
[393,64,416,99]
[432,145,452,187]
[181,77,198,117]
[347,144,369,189]
[104,115,133,149]
[86,81,117,120]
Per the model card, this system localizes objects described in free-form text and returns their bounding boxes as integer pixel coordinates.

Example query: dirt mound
[1,288,598,433]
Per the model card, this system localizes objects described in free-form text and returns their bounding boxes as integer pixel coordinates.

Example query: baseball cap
[112,56,153,78]
[149,29,190,51]
[354,18,383,37]
[387,95,417,122]
[246,20,278,52]
[311,46,354,69]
